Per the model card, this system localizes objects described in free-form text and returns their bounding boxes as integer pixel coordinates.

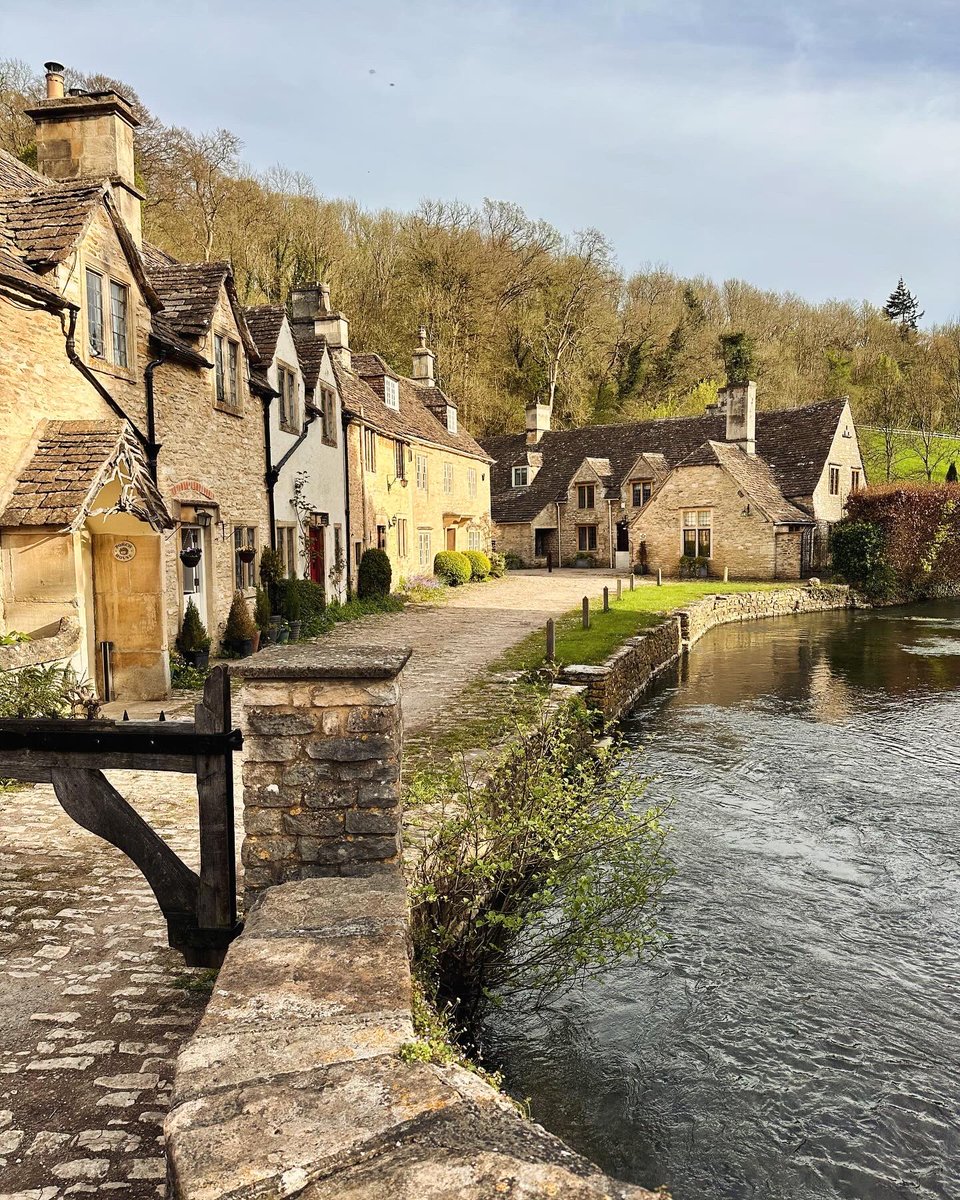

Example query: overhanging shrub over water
[405,695,673,1032]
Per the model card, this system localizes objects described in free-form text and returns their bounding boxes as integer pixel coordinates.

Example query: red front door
[308,527,325,585]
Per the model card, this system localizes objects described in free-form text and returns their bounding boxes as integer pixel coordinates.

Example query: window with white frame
[397,518,408,558]
[416,454,428,491]
[468,467,478,498]
[443,463,453,493]
[85,268,130,368]
[277,364,298,432]
[468,528,482,550]
[384,377,400,410]
[682,509,712,558]
[234,526,257,589]
[418,528,432,569]
[446,406,458,434]
[363,427,377,472]
[512,466,528,488]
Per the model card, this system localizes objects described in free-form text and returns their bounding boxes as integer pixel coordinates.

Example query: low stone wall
[165,644,659,1200]
[0,614,82,672]
[562,584,858,720]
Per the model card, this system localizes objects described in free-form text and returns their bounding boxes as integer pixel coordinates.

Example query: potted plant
[276,621,290,645]
[284,586,303,641]
[179,543,202,569]
[255,587,273,647]
[176,599,211,670]
[222,590,257,658]
[695,556,710,579]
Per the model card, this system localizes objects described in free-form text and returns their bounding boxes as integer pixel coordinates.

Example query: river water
[487,603,960,1200]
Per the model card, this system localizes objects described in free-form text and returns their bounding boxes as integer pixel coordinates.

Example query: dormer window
[214,333,242,414]
[384,377,400,410]
[512,466,529,488]
[447,407,458,434]
[85,267,130,369]
[277,364,298,433]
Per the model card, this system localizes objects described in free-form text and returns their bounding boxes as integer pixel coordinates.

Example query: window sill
[280,422,301,436]
[214,401,245,418]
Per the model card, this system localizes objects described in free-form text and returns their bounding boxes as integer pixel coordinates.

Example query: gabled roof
[0,181,105,269]
[150,260,259,361]
[0,419,173,531]
[484,398,848,523]
[674,441,813,524]
[332,356,492,462]
[245,305,287,364]
[292,330,330,390]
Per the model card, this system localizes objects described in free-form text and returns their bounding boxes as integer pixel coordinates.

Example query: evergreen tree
[883,277,924,334]
[947,461,958,483]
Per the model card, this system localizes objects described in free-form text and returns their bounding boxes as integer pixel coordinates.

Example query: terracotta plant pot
[251,630,261,653]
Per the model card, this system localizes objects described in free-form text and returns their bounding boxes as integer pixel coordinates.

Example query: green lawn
[859,428,960,483]
[496,581,789,673]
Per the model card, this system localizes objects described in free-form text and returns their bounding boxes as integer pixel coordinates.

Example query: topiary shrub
[358,548,392,598]
[176,598,211,654]
[434,550,472,586]
[254,587,272,633]
[275,578,327,636]
[488,552,507,578]
[222,591,257,656]
[464,550,491,580]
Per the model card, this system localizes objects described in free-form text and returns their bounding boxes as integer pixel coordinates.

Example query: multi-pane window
[276,525,297,577]
[234,526,257,589]
[446,407,458,434]
[416,454,428,491]
[829,465,841,495]
[397,518,408,558]
[109,280,129,367]
[632,480,653,507]
[468,528,482,550]
[577,484,595,510]
[277,364,297,432]
[395,440,406,481]
[86,268,105,358]
[682,510,712,558]
[443,463,453,493]
[512,466,528,488]
[384,377,400,410]
[577,525,598,552]
[468,468,478,498]
[850,468,861,493]
[363,427,377,472]
[319,386,337,446]
[215,334,242,412]
[418,529,432,569]
[377,525,388,552]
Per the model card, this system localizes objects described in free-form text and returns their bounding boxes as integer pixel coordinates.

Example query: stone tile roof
[245,305,286,364]
[292,331,329,390]
[0,419,173,530]
[0,147,48,190]
[345,354,491,461]
[677,441,814,524]
[485,399,847,523]
[0,181,104,268]
[149,262,231,338]
[0,242,63,305]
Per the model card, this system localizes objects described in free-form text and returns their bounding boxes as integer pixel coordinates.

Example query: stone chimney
[290,282,351,371]
[525,400,552,446]
[411,325,435,387]
[26,63,143,243]
[720,381,757,456]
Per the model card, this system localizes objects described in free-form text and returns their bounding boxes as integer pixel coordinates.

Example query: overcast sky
[5,0,958,321]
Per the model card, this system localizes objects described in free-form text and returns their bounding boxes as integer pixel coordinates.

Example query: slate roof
[0,181,104,268]
[485,399,847,523]
[0,419,172,530]
[245,305,286,364]
[332,355,492,462]
[149,262,231,339]
[675,441,813,524]
[292,331,329,389]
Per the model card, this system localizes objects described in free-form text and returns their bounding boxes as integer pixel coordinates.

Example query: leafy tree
[357,548,392,598]
[719,331,755,385]
[884,277,924,335]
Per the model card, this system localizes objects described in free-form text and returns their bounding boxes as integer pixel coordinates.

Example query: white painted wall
[268,318,348,601]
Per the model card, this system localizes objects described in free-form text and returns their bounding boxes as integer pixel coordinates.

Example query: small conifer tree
[947,461,958,484]
[177,598,211,653]
[883,277,924,334]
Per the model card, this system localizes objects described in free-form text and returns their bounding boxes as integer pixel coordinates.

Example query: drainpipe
[143,352,167,483]
[261,394,278,552]
[341,410,352,595]
[62,307,150,453]
[555,500,562,567]
[608,499,614,568]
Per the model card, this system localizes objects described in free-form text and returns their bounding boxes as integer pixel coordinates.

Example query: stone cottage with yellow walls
[483,386,864,580]
[0,62,271,700]
[290,286,493,588]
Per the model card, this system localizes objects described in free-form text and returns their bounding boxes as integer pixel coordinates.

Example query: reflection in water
[486,604,960,1200]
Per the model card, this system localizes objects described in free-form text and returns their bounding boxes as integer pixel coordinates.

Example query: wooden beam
[195,667,238,932]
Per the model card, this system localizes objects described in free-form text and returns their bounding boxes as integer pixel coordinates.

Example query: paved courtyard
[0,570,617,1194]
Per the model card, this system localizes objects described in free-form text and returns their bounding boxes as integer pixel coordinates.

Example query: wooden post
[723,565,729,583]
[195,666,238,936]
[603,586,609,612]
[547,550,553,573]
[582,597,590,629]
[546,618,556,663]
[657,568,662,586]
[630,573,635,591]
[617,578,622,601]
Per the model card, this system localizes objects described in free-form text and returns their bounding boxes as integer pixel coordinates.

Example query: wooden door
[308,527,325,585]
[92,533,165,700]
[446,527,456,551]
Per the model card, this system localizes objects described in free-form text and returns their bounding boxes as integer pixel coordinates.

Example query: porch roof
[0,420,174,531]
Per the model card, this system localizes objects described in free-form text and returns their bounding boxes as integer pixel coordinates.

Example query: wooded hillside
[3,58,957,471]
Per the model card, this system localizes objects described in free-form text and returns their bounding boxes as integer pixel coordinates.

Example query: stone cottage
[0,63,271,699]
[246,301,348,602]
[290,285,493,587]
[483,383,864,579]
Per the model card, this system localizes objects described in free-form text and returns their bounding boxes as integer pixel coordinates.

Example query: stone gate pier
[163,643,658,1199]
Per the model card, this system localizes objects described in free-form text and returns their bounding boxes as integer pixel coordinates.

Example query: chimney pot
[412,326,435,386]
[44,62,65,100]
[319,283,331,314]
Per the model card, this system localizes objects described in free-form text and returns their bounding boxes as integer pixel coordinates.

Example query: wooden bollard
[603,586,609,612]
[617,578,622,601]
[723,565,729,583]
[630,573,635,591]
[657,568,662,586]
[582,597,590,629]
[546,618,556,663]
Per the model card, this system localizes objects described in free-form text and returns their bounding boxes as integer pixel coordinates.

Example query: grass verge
[859,428,960,483]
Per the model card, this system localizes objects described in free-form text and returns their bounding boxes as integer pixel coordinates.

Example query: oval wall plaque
[113,540,137,562]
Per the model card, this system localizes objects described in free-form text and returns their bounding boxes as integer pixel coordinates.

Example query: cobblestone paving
[0,571,615,1194]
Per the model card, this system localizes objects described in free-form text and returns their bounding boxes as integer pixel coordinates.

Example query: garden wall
[0,614,82,672]
[561,584,858,720]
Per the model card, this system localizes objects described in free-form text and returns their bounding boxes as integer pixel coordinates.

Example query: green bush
[504,552,524,570]
[169,650,208,690]
[0,663,79,718]
[176,598,211,654]
[488,552,507,578]
[464,550,491,580]
[434,550,472,586]
[254,587,272,633]
[358,548,392,598]
[221,591,256,654]
[830,519,891,596]
[276,578,327,636]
